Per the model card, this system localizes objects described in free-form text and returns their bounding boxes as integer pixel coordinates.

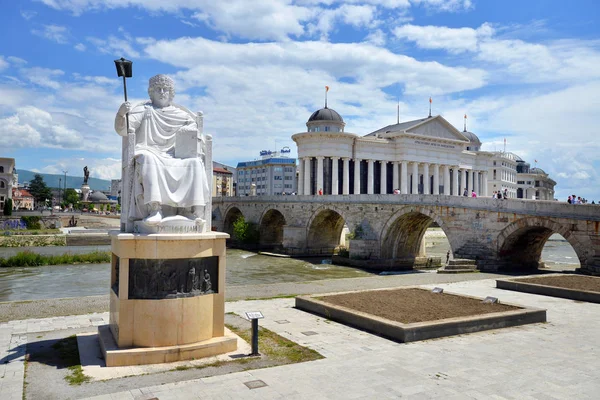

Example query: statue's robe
[115,102,209,220]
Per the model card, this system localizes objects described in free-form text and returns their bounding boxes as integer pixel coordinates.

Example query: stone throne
[101,90,236,366]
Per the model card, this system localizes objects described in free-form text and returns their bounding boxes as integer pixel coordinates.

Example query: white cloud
[21,10,37,20]
[393,23,494,53]
[410,0,472,12]
[308,4,378,39]
[7,56,28,65]
[31,24,69,44]
[0,57,8,72]
[74,43,86,51]
[21,67,65,89]
[143,36,486,96]
[87,35,140,58]
[365,29,386,46]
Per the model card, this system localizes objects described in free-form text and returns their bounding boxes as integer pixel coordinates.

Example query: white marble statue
[115,74,209,228]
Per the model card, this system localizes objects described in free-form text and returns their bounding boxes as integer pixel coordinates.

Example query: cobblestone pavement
[0,271,506,322]
[1,275,599,399]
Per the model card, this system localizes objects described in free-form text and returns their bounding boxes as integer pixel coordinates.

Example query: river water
[0,232,579,302]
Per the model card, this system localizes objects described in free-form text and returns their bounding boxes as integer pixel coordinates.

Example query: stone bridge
[212,195,600,274]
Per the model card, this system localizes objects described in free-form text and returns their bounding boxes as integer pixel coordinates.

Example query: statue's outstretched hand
[118,102,132,117]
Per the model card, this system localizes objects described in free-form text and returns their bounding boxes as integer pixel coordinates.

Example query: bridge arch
[379,207,449,264]
[497,217,588,271]
[306,206,348,254]
[259,208,287,249]
[223,206,244,237]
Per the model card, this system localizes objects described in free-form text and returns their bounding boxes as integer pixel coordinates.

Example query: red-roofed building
[213,167,234,197]
[12,187,34,210]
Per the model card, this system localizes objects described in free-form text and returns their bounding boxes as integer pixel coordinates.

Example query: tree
[28,174,53,207]
[232,215,259,244]
[3,198,12,216]
[63,188,80,209]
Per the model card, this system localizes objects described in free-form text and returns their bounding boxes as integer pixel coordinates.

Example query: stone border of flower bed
[295,287,546,343]
[496,276,600,304]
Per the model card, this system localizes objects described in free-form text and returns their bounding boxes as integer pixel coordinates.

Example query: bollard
[245,311,264,356]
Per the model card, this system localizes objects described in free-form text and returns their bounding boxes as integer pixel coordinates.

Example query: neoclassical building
[293,106,492,196]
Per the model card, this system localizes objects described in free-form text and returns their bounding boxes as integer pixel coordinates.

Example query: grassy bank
[0,251,110,268]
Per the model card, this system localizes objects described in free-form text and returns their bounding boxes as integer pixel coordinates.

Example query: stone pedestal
[99,231,237,366]
[81,184,90,202]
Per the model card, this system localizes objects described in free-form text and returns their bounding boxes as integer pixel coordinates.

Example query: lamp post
[59,178,62,206]
[63,170,68,209]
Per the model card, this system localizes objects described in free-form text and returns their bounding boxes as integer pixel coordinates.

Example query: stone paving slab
[1,277,599,399]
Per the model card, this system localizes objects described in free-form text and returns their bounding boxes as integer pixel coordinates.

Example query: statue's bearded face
[149,84,174,108]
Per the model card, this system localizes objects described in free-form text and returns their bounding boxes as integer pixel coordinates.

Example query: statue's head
[148,74,175,108]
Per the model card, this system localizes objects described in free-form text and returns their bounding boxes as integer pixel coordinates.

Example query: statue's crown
[149,74,175,90]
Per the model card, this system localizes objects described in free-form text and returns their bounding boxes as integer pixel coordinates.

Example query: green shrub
[21,216,42,230]
[232,216,259,244]
[3,199,12,216]
[0,251,111,268]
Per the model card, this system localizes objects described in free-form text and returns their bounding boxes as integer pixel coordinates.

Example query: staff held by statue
[114,58,133,133]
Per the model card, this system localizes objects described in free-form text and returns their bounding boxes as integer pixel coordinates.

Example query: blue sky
[1,0,599,200]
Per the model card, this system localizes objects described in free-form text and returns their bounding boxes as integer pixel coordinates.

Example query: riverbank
[0,251,110,268]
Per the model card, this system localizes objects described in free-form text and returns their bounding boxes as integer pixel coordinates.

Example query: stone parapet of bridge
[213,195,600,275]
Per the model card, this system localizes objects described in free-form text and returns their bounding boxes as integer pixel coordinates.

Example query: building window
[284,176,292,180]
[274,167,282,172]
[324,126,330,132]
[274,176,282,180]
[0,181,4,188]
[0,166,3,173]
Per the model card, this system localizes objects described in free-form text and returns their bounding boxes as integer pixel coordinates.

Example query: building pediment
[405,117,469,142]
[367,115,469,143]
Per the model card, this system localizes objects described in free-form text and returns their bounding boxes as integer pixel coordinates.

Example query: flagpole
[325,86,328,108]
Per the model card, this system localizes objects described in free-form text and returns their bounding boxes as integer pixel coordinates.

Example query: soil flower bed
[296,287,546,343]
[318,288,518,324]
[497,274,600,303]
[512,275,600,292]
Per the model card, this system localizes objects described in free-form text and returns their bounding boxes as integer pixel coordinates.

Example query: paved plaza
[1,276,599,399]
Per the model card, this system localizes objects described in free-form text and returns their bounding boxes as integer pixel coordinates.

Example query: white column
[411,162,419,194]
[432,164,440,195]
[316,156,324,194]
[342,157,350,195]
[354,158,361,194]
[331,157,339,195]
[423,163,430,194]
[392,162,399,192]
[298,158,304,195]
[460,169,467,195]
[474,171,480,195]
[468,170,474,193]
[401,161,408,194]
[303,157,311,195]
[482,171,488,196]
[452,167,459,196]
[380,161,387,194]
[443,165,450,195]
[367,159,375,194]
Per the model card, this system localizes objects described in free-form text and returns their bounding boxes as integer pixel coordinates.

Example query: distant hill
[17,170,113,191]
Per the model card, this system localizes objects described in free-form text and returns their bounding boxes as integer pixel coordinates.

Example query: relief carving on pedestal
[127,256,218,299]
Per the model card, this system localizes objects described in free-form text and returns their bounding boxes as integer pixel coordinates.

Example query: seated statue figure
[114,74,209,228]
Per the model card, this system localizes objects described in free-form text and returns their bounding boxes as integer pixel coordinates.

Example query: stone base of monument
[99,231,237,367]
[133,215,206,234]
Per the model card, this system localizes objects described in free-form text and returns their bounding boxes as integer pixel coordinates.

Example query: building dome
[462,130,481,144]
[88,191,108,202]
[307,107,344,123]
[530,167,546,175]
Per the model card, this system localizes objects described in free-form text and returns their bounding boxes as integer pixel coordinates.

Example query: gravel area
[318,288,519,323]
[515,275,600,292]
